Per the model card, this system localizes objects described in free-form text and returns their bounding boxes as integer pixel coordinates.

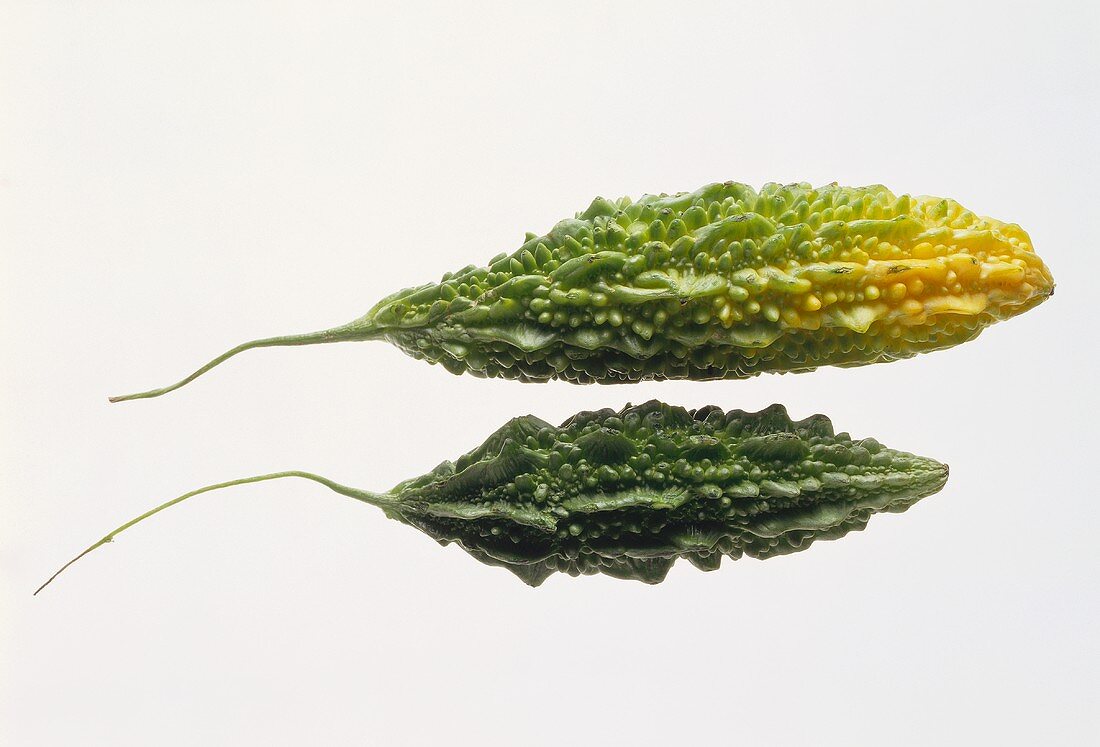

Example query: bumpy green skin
[384,401,948,585]
[38,400,950,592]
[362,181,1053,383]
[108,180,1055,401]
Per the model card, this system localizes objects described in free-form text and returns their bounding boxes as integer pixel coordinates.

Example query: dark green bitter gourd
[111,181,1054,400]
[38,401,948,590]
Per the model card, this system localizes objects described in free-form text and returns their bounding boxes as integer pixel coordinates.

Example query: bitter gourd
[111,181,1054,400]
[38,401,948,589]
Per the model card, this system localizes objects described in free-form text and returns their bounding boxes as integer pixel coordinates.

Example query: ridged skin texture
[367,182,1054,383]
[384,401,948,585]
[37,400,949,592]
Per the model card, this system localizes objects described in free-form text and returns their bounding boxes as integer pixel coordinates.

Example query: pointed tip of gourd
[108,387,180,404]
[34,470,390,594]
[108,323,376,403]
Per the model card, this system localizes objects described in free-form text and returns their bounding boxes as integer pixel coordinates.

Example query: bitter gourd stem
[108,323,380,402]
[33,470,392,595]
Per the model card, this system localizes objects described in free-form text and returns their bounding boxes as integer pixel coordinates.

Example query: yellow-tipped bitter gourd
[111,182,1054,400]
[38,401,948,589]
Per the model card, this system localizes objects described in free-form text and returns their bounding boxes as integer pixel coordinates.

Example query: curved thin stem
[108,323,378,403]
[34,470,392,595]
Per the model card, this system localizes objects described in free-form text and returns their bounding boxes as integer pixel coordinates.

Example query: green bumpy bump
[387,400,948,584]
[360,181,1054,384]
[109,181,1055,401]
[39,401,949,591]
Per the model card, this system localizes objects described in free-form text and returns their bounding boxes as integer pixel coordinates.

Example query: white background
[3,2,1098,744]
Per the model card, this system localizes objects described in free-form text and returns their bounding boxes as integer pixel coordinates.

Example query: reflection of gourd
[38,401,948,591]
[110,181,1055,401]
